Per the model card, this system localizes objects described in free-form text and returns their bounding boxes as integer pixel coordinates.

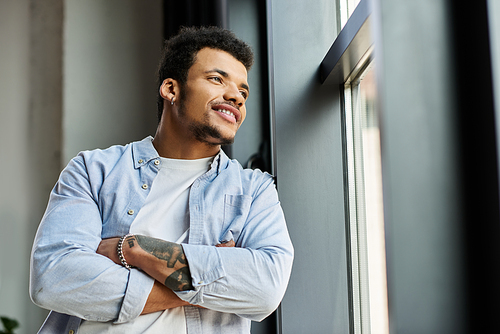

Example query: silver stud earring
[171,98,175,105]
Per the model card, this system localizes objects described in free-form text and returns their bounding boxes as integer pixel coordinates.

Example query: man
[30,26,293,334]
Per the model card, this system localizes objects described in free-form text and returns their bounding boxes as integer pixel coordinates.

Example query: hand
[142,281,190,314]
[96,237,121,265]
[215,239,235,247]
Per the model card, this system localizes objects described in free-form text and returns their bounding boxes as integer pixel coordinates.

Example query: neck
[152,118,220,160]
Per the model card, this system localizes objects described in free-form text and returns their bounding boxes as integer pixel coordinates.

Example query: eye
[210,76,222,83]
[240,91,248,99]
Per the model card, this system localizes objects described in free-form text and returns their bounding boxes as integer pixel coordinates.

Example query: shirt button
[198,281,203,284]
[142,184,148,190]
[127,209,134,215]
[69,331,75,334]
[154,160,160,166]
[138,159,144,164]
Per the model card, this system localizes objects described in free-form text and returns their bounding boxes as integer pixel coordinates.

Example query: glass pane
[340,0,362,28]
[345,62,389,334]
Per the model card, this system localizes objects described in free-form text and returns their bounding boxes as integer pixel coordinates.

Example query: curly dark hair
[156,26,254,122]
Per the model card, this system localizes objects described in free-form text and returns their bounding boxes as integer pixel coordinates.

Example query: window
[321,1,389,331]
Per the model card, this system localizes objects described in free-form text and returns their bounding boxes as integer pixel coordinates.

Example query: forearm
[120,235,194,291]
[176,244,293,321]
[142,281,190,314]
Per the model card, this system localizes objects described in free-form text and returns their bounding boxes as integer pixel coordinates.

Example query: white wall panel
[63,0,162,164]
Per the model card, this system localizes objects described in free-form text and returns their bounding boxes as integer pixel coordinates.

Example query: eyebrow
[206,68,250,93]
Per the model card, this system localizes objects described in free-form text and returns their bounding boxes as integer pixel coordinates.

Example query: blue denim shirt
[30,136,294,334]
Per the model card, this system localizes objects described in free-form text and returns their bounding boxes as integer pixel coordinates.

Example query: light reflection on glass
[346,62,389,334]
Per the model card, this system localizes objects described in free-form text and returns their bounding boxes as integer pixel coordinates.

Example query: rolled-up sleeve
[175,175,294,321]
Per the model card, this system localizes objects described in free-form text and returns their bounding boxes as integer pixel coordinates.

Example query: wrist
[117,234,135,269]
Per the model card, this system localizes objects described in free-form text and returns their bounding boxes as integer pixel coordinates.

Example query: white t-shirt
[79,156,213,334]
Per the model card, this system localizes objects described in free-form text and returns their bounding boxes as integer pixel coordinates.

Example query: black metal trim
[266,0,278,182]
[319,0,372,85]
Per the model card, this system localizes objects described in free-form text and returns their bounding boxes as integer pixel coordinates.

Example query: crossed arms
[96,235,234,314]
[31,204,291,322]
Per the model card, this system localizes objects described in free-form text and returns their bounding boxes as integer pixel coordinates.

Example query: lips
[212,103,241,123]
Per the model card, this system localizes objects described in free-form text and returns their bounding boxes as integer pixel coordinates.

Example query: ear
[160,78,180,103]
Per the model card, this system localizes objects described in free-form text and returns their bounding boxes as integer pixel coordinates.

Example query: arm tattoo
[127,236,136,248]
[165,267,193,291]
[134,235,194,291]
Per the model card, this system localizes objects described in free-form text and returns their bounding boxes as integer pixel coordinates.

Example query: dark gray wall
[270,1,351,332]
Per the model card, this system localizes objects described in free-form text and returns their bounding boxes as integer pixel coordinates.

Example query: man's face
[177,47,249,146]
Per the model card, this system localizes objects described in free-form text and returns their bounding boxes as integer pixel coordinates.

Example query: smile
[218,109,235,118]
[212,103,241,123]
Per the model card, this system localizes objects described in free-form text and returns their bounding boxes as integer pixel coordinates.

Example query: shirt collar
[210,149,230,175]
[132,136,160,169]
[132,136,230,175]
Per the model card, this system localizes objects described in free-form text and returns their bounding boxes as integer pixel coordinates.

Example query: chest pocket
[220,194,252,245]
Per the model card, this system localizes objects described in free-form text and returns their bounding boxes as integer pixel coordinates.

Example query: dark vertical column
[257,0,273,175]
[449,0,500,332]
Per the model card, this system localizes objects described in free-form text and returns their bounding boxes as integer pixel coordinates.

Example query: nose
[223,83,245,107]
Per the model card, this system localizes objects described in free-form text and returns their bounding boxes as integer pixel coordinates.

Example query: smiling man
[30,26,293,334]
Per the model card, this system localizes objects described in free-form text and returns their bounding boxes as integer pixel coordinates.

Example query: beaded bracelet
[117,233,134,270]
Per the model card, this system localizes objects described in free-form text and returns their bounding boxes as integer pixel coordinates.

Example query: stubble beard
[178,88,236,147]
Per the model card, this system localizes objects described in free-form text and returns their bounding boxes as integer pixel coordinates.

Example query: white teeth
[218,109,235,118]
